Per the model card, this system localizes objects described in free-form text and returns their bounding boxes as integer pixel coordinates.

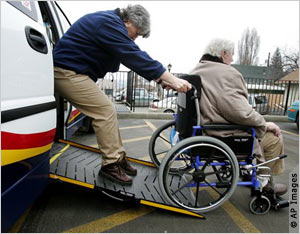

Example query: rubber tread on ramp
[49,140,205,219]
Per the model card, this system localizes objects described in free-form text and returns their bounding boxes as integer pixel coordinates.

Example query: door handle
[25,26,48,54]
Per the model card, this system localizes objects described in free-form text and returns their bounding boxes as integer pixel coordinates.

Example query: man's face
[124,21,140,41]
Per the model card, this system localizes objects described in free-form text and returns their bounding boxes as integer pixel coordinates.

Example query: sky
[57,1,299,73]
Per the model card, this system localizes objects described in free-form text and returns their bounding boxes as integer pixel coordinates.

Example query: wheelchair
[149,74,289,215]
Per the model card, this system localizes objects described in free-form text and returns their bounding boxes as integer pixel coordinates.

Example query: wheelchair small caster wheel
[249,195,271,215]
[219,165,232,180]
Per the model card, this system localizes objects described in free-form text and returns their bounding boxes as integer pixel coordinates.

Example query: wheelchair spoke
[158,135,171,144]
[204,179,223,196]
[201,148,216,171]
[155,149,169,156]
[212,165,223,182]
[175,167,193,176]
[194,180,200,207]
[171,178,194,196]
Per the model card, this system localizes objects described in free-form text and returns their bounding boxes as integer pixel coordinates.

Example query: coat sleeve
[94,17,165,81]
[215,69,266,137]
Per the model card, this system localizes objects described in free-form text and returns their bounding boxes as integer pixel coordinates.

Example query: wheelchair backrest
[175,74,202,138]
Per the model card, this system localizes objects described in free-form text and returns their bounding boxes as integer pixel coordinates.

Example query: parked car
[248,94,270,115]
[114,88,127,101]
[121,88,157,107]
[132,91,156,107]
[149,96,178,113]
[287,100,299,129]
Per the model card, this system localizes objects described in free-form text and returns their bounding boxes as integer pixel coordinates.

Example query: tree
[281,48,299,73]
[237,27,260,65]
[269,47,285,80]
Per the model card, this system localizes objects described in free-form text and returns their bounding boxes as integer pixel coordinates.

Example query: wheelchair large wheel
[159,136,239,213]
[149,120,176,168]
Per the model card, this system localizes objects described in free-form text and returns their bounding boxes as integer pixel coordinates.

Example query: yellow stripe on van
[1,143,53,166]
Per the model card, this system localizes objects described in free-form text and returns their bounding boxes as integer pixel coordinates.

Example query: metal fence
[97,71,299,115]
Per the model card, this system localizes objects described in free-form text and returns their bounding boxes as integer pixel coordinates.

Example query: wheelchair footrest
[273,199,289,209]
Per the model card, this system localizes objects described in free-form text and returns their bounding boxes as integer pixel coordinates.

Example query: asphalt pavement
[9,117,299,233]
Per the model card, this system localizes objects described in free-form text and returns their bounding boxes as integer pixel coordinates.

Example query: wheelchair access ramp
[49,139,205,219]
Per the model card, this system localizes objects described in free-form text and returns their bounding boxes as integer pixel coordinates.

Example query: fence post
[284,81,291,115]
[126,71,134,111]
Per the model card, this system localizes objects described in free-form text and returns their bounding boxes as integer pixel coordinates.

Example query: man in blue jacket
[53,4,191,185]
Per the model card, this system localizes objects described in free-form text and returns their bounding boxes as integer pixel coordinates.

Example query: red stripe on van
[1,128,56,150]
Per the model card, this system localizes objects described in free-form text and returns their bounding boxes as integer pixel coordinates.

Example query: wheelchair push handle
[161,82,195,92]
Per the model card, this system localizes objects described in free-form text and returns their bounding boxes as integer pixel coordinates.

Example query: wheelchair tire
[159,136,239,213]
[149,120,176,168]
[249,195,271,215]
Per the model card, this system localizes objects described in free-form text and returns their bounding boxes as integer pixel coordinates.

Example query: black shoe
[118,157,137,176]
[99,163,132,185]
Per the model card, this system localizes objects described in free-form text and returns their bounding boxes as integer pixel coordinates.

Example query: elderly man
[189,38,287,195]
[53,5,191,185]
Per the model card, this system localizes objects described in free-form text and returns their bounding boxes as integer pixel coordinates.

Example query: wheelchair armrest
[202,124,254,131]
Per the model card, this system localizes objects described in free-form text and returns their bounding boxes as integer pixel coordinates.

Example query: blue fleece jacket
[53,9,166,82]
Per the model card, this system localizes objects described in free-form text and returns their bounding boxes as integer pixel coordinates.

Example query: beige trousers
[258,132,285,176]
[54,67,125,166]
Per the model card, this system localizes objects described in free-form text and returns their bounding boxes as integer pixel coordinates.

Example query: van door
[1,1,57,165]
[0,1,69,232]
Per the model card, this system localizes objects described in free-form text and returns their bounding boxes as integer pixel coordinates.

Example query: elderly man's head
[203,38,235,65]
[119,5,151,40]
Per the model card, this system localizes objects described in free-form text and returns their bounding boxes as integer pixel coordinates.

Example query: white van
[1,1,86,231]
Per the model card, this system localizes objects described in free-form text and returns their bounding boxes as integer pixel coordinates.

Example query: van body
[0,1,85,231]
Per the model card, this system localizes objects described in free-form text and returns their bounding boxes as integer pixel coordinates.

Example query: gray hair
[120,5,151,38]
[203,38,235,58]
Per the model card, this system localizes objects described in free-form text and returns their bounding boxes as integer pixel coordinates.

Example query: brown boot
[118,157,137,176]
[99,163,132,185]
[263,182,287,196]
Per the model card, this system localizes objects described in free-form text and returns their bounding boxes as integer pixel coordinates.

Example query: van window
[8,1,38,21]
[254,96,268,104]
[38,2,59,49]
[54,3,71,33]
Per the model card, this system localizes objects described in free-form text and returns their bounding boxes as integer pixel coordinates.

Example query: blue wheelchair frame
[170,113,260,190]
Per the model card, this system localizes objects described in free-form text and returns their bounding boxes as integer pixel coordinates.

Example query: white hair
[203,38,235,58]
[120,5,151,38]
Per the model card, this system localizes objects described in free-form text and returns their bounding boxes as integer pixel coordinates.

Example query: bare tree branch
[237,27,260,65]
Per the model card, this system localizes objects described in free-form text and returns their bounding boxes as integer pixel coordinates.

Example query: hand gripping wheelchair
[149,74,289,215]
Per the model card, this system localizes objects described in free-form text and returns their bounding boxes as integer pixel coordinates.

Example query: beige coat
[190,61,267,157]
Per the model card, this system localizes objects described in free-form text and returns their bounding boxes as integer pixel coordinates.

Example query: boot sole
[99,170,132,185]
[123,169,137,176]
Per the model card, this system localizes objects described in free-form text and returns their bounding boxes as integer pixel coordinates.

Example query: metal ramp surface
[49,140,205,219]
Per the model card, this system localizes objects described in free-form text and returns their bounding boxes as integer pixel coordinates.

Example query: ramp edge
[49,174,94,189]
[139,200,205,219]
